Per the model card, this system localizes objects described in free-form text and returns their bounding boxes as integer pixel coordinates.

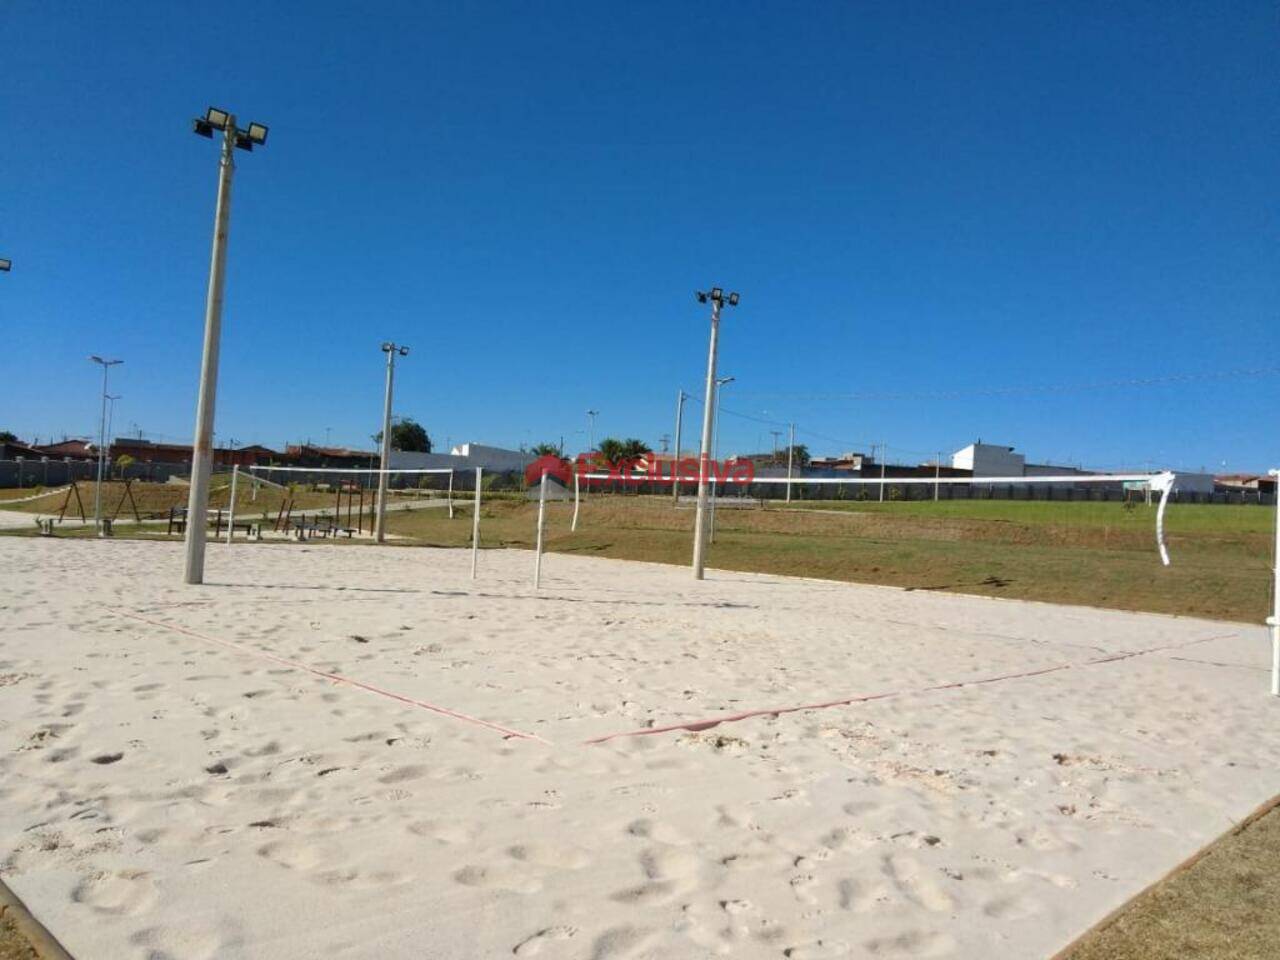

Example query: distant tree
[596,437,625,464]
[372,418,432,453]
[115,453,135,478]
[0,430,17,443]
[784,444,810,468]
[618,438,651,461]
[530,442,562,457]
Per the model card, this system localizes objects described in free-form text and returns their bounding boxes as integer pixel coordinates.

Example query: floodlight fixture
[398,346,410,356]
[381,341,394,352]
[246,122,269,145]
[695,291,708,304]
[711,286,723,301]
[192,119,214,138]
[234,131,254,152]
[205,107,231,130]
[727,292,740,306]
[0,258,11,272]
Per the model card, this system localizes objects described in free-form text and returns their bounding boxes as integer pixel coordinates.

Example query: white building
[951,442,1025,477]
[389,443,531,474]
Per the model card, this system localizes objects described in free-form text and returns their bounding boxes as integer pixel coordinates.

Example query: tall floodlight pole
[709,375,734,543]
[374,342,410,543]
[879,441,887,502]
[183,106,269,585]
[672,390,685,503]
[786,422,795,503]
[691,287,740,580]
[586,410,599,452]
[89,356,123,536]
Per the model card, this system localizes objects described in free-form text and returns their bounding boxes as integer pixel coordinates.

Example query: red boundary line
[582,633,1236,745]
[109,608,551,744]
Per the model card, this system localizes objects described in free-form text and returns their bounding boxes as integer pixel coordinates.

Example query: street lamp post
[691,287,740,580]
[786,422,795,503]
[374,342,409,543]
[89,356,123,536]
[105,394,121,479]
[184,106,269,585]
[671,390,685,504]
[709,375,734,543]
[586,410,598,452]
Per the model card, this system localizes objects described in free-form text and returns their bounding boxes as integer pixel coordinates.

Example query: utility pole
[786,422,795,503]
[105,395,121,476]
[709,375,734,544]
[184,106,268,585]
[879,441,887,503]
[935,451,941,501]
[89,356,123,536]
[692,287,740,579]
[770,429,782,462]
[374,342,410,543]
[672,390,685,504]
[586,410,599,452]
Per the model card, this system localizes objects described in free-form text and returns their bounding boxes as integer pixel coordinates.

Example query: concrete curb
[0,877,75,960]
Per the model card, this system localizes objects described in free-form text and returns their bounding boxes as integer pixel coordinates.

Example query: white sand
[1,536,1277,959]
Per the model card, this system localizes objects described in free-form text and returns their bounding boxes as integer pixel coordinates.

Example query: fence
[0,459,201,489]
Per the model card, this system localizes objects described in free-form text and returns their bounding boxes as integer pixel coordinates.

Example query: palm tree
[596,437,626,465]
[530,442,562,457]
[618,438,651,462]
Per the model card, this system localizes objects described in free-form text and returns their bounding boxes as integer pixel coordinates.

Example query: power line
[733,365,1280,404]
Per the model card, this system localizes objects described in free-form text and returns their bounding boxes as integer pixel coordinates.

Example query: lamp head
[246,122,269,145]
[398,346,409,356]
[381,342,393,352]
[710,287,724,302]
[205,107,231,130]
[0,258,10,272]
[695,291,708,304]
[727,292,740,306]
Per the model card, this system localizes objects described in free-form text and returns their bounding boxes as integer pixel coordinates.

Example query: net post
[534,469,548,590]
[225,464,239,545]
[1270,468,1280,697]
[571,464,581,532]
[471,468,482,580]
[447,469,455,520]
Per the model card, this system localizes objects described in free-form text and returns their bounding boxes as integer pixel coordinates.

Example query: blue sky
[3,2,1277,472]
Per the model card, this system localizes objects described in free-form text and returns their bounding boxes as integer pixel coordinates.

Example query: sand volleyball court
[1,536,1277,959]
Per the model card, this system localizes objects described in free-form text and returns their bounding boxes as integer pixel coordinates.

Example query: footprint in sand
[863,929,956,957]
[513,926,578,956]
[882,855,956,912]
[406,819,480,844]
[71,869,157,916]
[452,862,541,894]
[506,841,590,870]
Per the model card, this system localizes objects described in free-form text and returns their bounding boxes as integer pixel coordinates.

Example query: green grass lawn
[5,491,1271,622]
[373,494,1273,623]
